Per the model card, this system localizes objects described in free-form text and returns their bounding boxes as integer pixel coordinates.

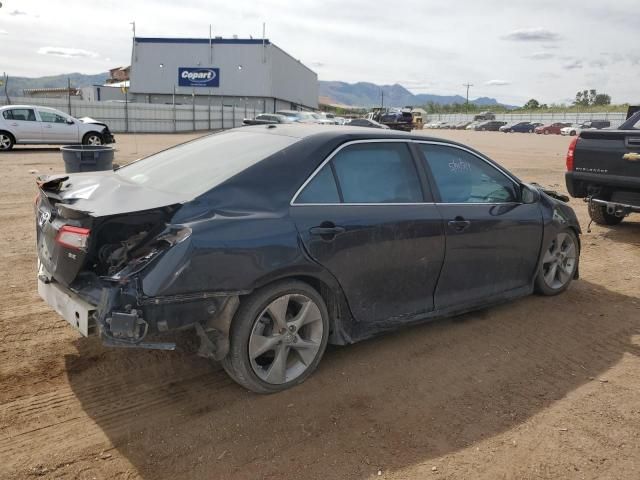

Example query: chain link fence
[0,96,263,133]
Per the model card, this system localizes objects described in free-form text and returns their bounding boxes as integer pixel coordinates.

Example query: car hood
[78,116,108,128]
[36,172,187,217]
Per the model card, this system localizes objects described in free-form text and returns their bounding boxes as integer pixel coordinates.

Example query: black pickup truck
[565,107,640,225]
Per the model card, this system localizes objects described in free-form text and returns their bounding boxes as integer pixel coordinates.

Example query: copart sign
[178,68,220,87]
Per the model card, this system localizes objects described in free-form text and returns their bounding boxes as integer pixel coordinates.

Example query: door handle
[10,122,18,126]
[309,225,345,236]
[448,217,471,232]
[623,152,640,162]
[44,124,52,128]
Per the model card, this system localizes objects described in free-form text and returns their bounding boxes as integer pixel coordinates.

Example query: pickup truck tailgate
[576,130,640,177]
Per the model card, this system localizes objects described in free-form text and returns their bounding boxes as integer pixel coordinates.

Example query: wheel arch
[82,131,103,143]
[247,269,355,345]
[0,130,16,144]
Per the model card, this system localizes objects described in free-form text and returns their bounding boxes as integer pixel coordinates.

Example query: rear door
[37,108,79,143]
[2,107,42,142]
[417,143,543,310]
[290,140,445,325]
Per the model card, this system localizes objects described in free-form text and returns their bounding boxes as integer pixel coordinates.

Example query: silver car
[0,105,115,151]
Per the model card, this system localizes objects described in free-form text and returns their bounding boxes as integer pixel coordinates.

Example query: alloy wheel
[0,134,12,150]
[542,232,577,289]
[86,135,102,145]
[248,294,324,385]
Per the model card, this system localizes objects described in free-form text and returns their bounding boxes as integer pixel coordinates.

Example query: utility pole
[381,88,384,109]
[463,83,473,113]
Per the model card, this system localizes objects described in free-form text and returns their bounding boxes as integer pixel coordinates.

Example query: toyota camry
[36,125,581,393]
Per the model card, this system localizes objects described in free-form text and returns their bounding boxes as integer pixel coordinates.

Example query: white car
[0,105,115,151]
[561,124,582,136]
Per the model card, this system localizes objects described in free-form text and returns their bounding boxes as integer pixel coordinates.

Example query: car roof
[238,123,462,143]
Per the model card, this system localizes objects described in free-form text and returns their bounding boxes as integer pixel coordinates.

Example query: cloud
[589,58,608,69]
[485,79,510,86]
[37,47,100,58]
[310,61,325,68]
[0,29,8,36]
[563,59,583,70]
[527,52,554,60]
[503,28,560,42]
[9,9,28,16]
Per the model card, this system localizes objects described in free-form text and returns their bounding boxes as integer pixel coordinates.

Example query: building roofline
[135,37,270,45]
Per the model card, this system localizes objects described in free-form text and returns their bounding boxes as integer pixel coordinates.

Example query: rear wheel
[0,132,14,151]
[588,203,624,226]
[570,130,577,136]
[82,132,103,145]
[223,280,330,393]
[535,230,579,296]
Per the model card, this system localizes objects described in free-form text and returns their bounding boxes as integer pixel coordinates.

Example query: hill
[3,72,109,97]
[319,81,513,108]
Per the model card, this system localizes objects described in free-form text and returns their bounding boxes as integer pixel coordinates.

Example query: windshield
[116,131,298,196]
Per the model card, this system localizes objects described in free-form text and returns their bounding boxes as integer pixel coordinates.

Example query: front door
[417,143,543,309]
[290,141,445,327]
[3,107,41,142]
[37,109,79,143]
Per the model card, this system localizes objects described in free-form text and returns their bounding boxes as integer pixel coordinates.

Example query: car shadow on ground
[4,147,61,153]
[601,218,640,245]
[65,279,639,479]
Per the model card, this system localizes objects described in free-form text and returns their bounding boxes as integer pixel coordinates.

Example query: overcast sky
[1,0,638,105]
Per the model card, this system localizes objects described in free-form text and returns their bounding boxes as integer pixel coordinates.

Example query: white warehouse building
[127,37,318,112]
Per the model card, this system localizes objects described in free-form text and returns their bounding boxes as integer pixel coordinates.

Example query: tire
[0,131,14,151]
[543,130,549,135]
[570,131,576,136]
[535,230,579,296]
[82,132,103,145]
[222,280,330,394]
[588,203,624,226]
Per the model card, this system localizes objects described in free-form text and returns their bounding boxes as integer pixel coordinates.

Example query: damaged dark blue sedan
[36,125,581,393]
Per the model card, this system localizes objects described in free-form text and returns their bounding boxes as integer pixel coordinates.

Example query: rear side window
[117,131,298,197]
[332,143,422,203]
[421,144,517,203]
[3,108,36,121]
[296,165,340,204]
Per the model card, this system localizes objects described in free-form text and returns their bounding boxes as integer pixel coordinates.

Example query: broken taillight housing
[56,226,90,250]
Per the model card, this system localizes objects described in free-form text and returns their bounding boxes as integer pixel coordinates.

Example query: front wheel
[535,230,579,296]
[82,132,103,145]
[570,131,577,136]
[223,280,330,393]
[543,130,549,135]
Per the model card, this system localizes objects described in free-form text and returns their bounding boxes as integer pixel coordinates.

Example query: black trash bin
[60,145,114,173]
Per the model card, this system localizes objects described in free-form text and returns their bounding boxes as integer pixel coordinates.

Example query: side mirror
[521,184,540,204]
[66,119,74,125]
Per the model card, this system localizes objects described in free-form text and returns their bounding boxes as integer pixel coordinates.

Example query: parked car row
[243,111,347,126]
[423,118,613,135]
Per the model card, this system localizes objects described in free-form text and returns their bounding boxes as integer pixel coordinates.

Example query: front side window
[4,108,36,121]
[421,144,518,204]
[332,143,422,203]
[39,110,67,123]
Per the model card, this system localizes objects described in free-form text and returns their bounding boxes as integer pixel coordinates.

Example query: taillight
[55,226,90,250]
[566,136,578,171]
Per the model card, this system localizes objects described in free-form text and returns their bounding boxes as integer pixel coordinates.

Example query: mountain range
[1,72,514,108]
[319,81,511,108]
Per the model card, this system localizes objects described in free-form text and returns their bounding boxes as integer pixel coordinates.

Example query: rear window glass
[116,131,298,196]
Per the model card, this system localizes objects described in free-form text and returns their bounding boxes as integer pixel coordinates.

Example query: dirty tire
[222,280,330,394]
[535,229,579,296]
[0,131,14,151]
[588,203,624,226]
[82,132,103,146]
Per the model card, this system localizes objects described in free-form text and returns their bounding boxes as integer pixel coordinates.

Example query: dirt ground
[1,130,639,480]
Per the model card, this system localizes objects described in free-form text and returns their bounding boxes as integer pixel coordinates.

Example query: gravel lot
[1,130,639,480]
